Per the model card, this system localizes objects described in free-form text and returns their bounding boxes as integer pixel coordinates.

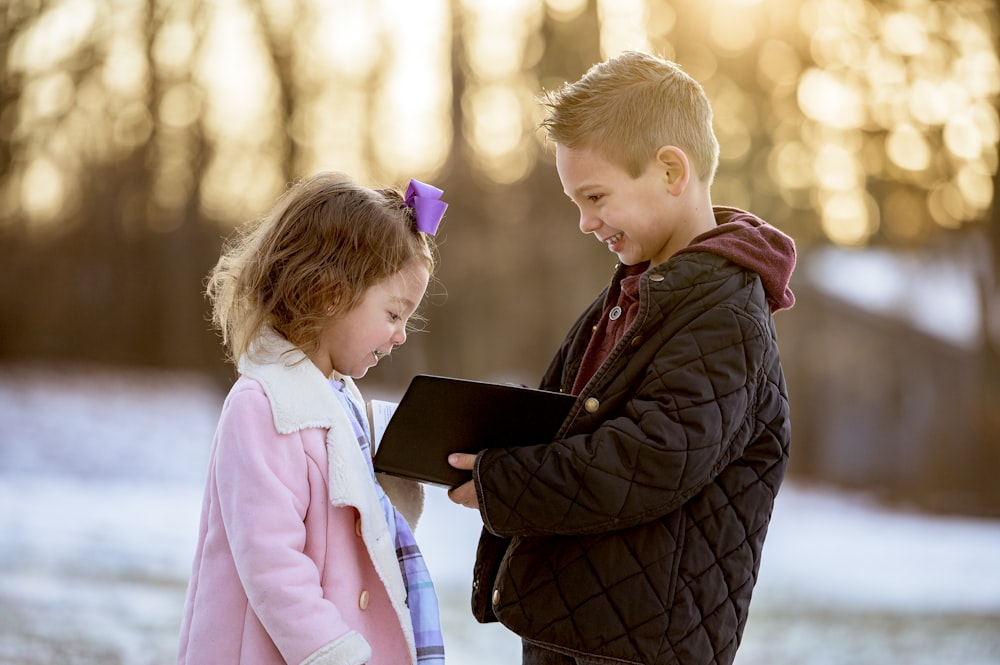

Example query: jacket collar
[237,328,364,434]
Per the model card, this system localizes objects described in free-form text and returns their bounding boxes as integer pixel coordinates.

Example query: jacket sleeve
[215,385,370,665]
[475,299,771,538]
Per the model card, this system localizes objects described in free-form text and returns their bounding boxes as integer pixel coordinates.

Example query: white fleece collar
[237,329,365,434]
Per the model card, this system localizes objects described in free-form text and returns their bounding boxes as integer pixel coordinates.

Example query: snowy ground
[1,364,998,664]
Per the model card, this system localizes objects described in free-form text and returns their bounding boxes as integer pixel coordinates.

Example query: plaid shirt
[331,380,445,664]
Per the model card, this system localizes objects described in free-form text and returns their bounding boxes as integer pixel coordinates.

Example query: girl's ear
[656,145,690,196]
[323,285,345,317]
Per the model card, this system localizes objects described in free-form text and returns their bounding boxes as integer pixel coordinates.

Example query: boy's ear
[656,146,690,195]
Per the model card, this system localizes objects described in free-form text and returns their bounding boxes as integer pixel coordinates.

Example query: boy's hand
[447,453,479,510]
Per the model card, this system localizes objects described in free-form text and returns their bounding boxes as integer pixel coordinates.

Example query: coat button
[492,589,500,605]
[630,335,643,347]
[608,306,622,320]
[584,397,599,413]
[650,273,665,282]
[359,590,370,610]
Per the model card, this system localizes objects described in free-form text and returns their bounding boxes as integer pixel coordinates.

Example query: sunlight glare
[298,89,369,178]
[200,151,284,223]
[152,21,197,77]
[758,40,802,90]
[954,50,1000,100]
[102,38,147,96]
[314,2,380,78]
[815,143,861,191]
[112,101,153,151]
[374,63,452,176]
[10,0,98,73]
[955,165,994,212]
[196,0,276,138]
[797,69,864,129]
[943,112,983,161]
[927,183,965,229]
[22,72,75,122]
[908,78,967,126]
[467,84,530,182]
[709,6,757,54]
[21,157,67,226]
[770,141,815,190]
[799,0,871,37]
[545,0,587,22]
[160,84,201,130]
[882,11,929,57]
[597,0,650,57]
[647,2,677,38]
[711,78,754,163]
[821,190,877,246]
[465,1,533,80]
[886,124,931,172]
[459,0,539,184]
[466,8,530,80]
[373,0,451,178]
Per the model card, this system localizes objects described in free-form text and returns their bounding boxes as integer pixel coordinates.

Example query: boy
[449,51,796,665]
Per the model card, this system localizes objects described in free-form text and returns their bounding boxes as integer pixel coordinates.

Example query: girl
[177,173,448,665]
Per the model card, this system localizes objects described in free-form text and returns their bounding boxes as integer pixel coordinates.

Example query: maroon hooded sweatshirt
[572,206,796,395]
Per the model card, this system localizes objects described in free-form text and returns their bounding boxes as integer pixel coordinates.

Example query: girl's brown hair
[206,172,436,365]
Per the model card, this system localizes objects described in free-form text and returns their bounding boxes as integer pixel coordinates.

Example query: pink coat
[177,335,423,665]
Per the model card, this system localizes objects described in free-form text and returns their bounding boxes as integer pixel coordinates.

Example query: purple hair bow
[405,179,448,236]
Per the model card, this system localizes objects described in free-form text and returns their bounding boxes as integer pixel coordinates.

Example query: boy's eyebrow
[566,184,598,200]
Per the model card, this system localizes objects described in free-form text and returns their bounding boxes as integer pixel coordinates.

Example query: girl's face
[310,259,430,378]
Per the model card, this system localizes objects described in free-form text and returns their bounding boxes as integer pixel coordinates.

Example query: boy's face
[556,144,681,267]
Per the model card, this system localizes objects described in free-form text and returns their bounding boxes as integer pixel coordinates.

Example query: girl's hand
[447,454,479,510]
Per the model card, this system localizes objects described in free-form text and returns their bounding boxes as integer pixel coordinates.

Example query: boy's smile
[556,143,700,267]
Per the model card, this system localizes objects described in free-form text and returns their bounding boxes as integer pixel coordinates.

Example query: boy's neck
[657,188,716,264]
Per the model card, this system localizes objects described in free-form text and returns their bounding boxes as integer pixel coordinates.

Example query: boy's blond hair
[206,172,435,366]
[539,51,720,184]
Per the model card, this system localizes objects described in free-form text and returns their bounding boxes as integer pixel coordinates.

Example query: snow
[1,364,998,664]
[805,245,983,349]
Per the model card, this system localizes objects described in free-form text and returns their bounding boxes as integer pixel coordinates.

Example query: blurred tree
[390,0,611,385]
[1,0,999,512]
[0,0,998,385]
[0,0,223,370]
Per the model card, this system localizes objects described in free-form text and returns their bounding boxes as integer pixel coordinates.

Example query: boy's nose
[579,211,600,234]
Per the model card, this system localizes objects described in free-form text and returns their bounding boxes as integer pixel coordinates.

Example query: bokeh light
[1,0,997,244]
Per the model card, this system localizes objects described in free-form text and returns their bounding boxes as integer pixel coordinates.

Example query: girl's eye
[389,312,402,322]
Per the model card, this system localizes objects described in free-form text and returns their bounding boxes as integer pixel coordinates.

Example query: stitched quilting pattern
[474,255,791,665]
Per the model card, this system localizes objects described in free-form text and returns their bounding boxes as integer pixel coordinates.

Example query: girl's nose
[392,327,407,346]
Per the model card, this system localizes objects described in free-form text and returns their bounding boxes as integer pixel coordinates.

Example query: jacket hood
[677,206,797,312]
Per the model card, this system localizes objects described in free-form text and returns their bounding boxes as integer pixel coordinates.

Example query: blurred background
[1,0,1000,663]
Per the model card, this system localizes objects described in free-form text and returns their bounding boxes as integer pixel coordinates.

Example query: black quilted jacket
[469,221,793,665]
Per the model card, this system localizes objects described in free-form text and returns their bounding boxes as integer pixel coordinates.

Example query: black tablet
[372,374,576,488]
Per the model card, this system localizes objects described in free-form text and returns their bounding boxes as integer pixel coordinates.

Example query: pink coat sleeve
[214,386,365,664]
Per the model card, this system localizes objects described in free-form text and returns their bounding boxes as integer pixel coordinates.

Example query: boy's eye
[588,194,603,203]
